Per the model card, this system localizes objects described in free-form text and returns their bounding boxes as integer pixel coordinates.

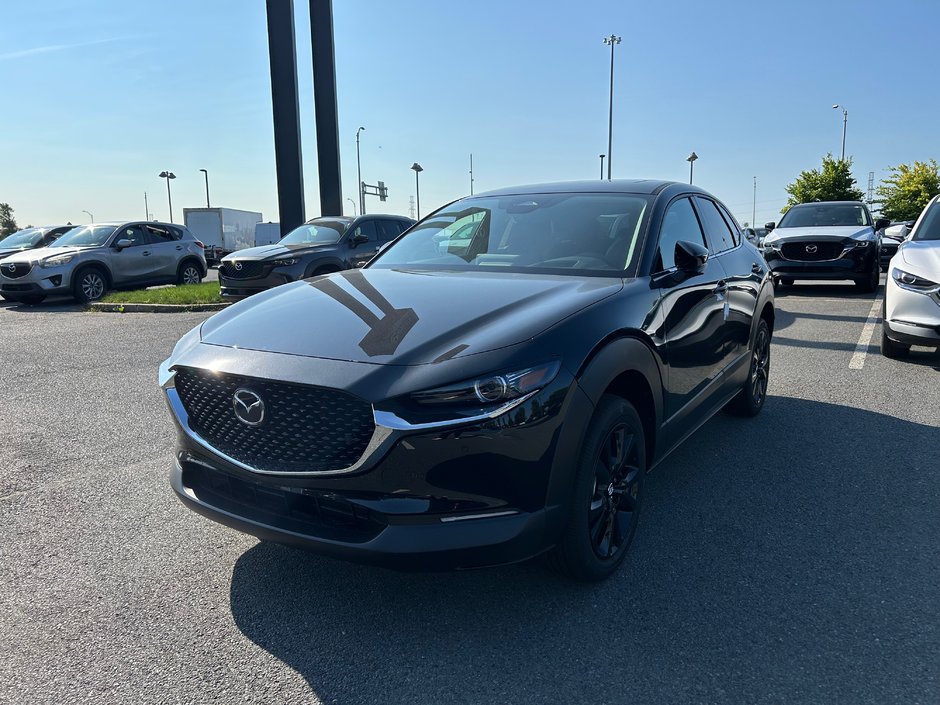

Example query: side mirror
[874,218,890,231]
[674,240,709,274]
[764,222,776,231]
[349,233,368,247]
[114,238,132,250]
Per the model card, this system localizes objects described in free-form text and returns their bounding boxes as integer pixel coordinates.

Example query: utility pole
[469,153,474,195]
[752,176,757,227]
[867,171,875,208]
[356,126,365,214]
[832,104,848,161]
[603,34,621,180]
[144,192,149,221]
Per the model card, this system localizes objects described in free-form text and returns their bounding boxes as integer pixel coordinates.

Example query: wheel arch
[304,257,346,278]
[73,260,112,287]
[178,256,206,277]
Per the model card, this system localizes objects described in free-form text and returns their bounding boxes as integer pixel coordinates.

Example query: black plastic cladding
[173,366,375,473]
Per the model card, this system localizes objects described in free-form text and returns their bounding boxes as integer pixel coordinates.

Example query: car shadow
[227,397,940,704]
[774,282,881,299]
[0,297,85,312]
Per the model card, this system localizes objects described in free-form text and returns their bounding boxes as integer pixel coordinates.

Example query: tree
[876,160,940,222]
[782,154,865,213]
[0,203,16,237]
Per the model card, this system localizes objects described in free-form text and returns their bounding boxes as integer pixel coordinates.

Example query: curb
[90,302,231,313]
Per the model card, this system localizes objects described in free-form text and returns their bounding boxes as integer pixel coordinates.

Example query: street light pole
[159,170,176,222]
[752,176,757,227]
[599,154,606,180]
[832,104,847,161]
[411,162,423,220]
[603,34,621,181]
[81,209,94,223]
[469,153,474,195]
[346,197,357,216]
[144,192,149,221]
[199,168,210,208]
[356,126,365,215]
[686,152,698,184]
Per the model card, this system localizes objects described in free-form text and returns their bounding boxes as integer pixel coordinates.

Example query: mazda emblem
[233,261,243,270]
[232,388,265,426]
[3,263,14,271]
[805,244,818,253]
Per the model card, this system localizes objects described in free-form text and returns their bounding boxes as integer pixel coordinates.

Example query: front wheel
[726,318,771,417]
[549,395,646,582]
[881,327,910,359]
[72,267,108,303]
[856,264,879,293]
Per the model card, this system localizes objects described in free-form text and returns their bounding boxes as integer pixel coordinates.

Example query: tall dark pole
[310,0,342,216]
[144,191,149,221]
[411,163,423,220]
[266,0,305,235]
[603,34,620,181]
[686,152,698,184]
[832,104,847,161]
[356,126,365,214]
[159,171,176,222]
[199,169,210,208]
[599,154,605,180]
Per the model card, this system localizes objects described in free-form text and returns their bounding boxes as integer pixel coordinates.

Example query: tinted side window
[715,202,741,247]
[145,225,176,244]
[351,220,378,242]
[694,197,736,253]
[376,220,402,242]
[656,198,706,271]
[118,226,146,247]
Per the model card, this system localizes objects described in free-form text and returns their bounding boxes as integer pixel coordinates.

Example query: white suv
[0,221,207,305]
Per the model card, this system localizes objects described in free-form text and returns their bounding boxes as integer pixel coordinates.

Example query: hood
[0,245,84,264]
[0,246,32,260]
[768,225,872,241]
[899,240,940,276]
[222,242,336,262]
[199,267,623,365]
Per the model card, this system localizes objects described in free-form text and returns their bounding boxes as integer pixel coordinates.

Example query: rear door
[652,196,730,432]
[143,224,182,281]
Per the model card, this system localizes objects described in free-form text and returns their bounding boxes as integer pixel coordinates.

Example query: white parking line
[848,297,883,370]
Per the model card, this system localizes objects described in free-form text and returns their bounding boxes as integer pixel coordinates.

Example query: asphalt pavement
[1,278,938,705]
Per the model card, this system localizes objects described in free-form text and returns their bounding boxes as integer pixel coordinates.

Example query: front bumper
[883,276,940,347]
[764,243,877,280]
[219,269,295,299]
[161,360,590,570]
[0,263,72,296]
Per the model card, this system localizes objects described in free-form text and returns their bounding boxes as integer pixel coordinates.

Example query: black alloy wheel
[857,262,880,293]
[726,318,771,417]
[881,327,910,359]
[549,395,646,581]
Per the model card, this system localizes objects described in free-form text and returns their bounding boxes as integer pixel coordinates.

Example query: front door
[108,225,152,285]
[347,220,381,268]
[143,224,182,281]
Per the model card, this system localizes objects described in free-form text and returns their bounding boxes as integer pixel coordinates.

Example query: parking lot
[1,280,938,705]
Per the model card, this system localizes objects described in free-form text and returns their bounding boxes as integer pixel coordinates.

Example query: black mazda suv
[160,180,775,581]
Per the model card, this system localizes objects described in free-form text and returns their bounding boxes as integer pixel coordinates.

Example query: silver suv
[0,221,207,305]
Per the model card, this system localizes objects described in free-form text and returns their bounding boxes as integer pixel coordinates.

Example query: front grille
[1,262,31,279]
[180,462,386,542]
[174,366,375,473]
[220,261,265,279]
[781,241,845,261]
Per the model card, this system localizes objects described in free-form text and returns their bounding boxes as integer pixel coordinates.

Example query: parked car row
[0,221,206,304]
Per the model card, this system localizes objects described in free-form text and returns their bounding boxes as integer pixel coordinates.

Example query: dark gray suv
[0,221,207,304]
[219,215,415,299]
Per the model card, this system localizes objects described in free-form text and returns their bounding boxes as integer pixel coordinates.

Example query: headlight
[891,267,939,293]
[41,253,75,268]
[270,258,298,267]
[411,361,561,406]
[851,240,870,248]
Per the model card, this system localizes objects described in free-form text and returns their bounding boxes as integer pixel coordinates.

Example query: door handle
[751,262,763,274]
[142,251,151,256]
[176,245,183,250]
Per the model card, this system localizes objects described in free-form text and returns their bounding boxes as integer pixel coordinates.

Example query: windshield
[912,202,940,241]
[370,193,650,275]
[778,203,872,228]
[279,220,350,245]
[50,225,119,248]
[0,228,41,249]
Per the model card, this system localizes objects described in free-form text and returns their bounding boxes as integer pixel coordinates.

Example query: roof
[473,179,710,198]
[786,200,867,208]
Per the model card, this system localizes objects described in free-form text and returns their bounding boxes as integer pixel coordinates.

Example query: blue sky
[1,0,938,229]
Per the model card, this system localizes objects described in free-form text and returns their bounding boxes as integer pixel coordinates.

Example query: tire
[725,318,771,417]
[780,277,794,286]
[177,260,203,285]
[881,326,910,359]
[19,294,46,305]
[72,266,108,303]
[548,395,646,582]
[311,265,341,277]
[856,264,879,293]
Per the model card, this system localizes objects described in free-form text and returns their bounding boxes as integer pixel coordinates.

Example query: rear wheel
[177,261,203,285]
[726,318,771,417]
[72,267,108,303]
[549,395,645,582]
[881,327,910,359]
